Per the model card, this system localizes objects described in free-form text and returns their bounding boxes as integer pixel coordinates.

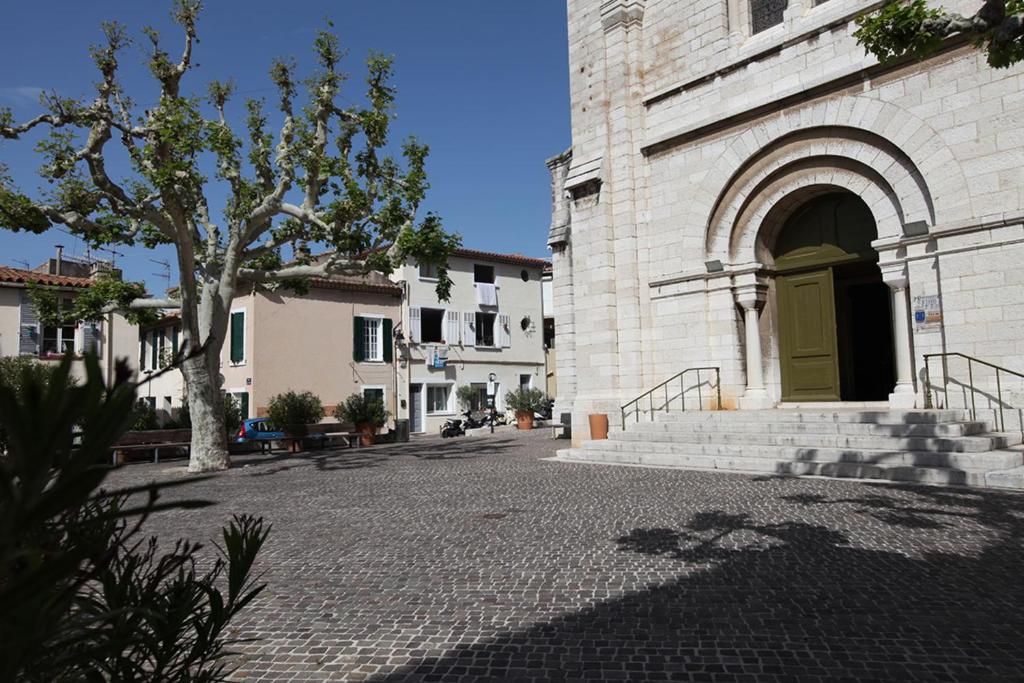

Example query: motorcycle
[440,417,465,438]
[534,398,554,421]
[461,410,493,429]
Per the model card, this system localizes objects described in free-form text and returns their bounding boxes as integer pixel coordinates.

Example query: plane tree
[855,0,1023,68]
[0,1,458,471]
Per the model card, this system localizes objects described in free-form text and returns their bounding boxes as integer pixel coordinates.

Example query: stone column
[882,265,917,409]
[735,281,772,410]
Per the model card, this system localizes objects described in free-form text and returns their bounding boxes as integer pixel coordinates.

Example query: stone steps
[613,427,1019,453]
[557,409,1024,490]
[557,446,1024,487]
[631,419,990,438]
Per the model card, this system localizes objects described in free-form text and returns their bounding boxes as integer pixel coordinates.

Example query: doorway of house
[772,193,896,402]
[409,383,423,433]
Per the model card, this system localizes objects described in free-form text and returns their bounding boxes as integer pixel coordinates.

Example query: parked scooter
[440,417,465,438]
[461,410,492,429]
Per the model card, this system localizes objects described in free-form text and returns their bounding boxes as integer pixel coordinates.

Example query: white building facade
[393,249,548,434]
[551,0,1024,445]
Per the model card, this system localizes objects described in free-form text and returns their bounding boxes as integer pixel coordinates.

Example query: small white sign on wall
[913,294,942,332]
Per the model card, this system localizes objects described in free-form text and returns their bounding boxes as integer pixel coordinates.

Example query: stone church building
[549,0,1024,446]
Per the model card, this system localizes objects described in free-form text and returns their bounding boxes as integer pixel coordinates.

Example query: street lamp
[487,372,497,433]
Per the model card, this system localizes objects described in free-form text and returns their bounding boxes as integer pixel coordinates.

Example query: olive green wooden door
[777,268,841,402]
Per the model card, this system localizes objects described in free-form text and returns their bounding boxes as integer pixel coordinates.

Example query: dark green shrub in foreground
[0,355,270,681]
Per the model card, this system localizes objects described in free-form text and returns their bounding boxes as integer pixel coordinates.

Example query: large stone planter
[516,410,535,430]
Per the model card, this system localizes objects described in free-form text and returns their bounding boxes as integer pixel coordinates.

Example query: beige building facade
[0,260,137,387]
[139,274,403,428]
[550,0,1024,444]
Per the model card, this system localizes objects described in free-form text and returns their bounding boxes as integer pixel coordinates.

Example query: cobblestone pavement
[110,430,1024,682]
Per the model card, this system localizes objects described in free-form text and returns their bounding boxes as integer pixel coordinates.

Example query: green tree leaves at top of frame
[854,0,945,63]
[855,0,1024,69]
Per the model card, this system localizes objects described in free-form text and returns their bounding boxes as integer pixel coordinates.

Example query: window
[421,308,445,344]
[41,322,76,357]
[143,396,156,411]
[475,312,496,347]
[157,330,167,368]
[750,0,787,34]
[520,269,530,282]
[229,310,245,364]
[40,297,75,357]
[362,386,385,407]
[543,317,555,349]
[519,374,532,391]
[469,383,488,411]
[418,262,438,279]
[227,390,250,420]
[473,264,495,284]
[426,385,451,414]
[363,318,383,362]
[354,316,393,362]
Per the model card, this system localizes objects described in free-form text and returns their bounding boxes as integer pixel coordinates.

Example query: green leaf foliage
[0,355,270,681]
[855,0,1024,69]
[267,390,324,428]
[333,392,389,427]
[504,387,548,414]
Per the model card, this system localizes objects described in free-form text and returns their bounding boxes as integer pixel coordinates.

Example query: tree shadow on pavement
[369,507,1024,682]
[777,482,1024,537]
[234,436,524,477]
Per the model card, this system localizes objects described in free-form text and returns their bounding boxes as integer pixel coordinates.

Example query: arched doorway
[772,193,896,402]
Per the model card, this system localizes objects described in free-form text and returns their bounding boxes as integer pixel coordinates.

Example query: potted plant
[334,393,389,446]
[455,384,478,411]
[504,387,547,430]
[267,391,324,453]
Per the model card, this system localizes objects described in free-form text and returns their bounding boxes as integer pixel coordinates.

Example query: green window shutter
[238,391,250,420]
[353,316,365,362]
[382,318,393,363]
[230,312,244,363]
[151,332,158,369]
[172,325,179,355]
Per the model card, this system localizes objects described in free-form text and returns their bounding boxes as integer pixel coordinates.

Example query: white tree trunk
[183,353,230,472]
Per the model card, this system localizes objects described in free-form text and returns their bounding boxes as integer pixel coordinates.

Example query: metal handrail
[924,352,1024,437]
[620,367,721,430]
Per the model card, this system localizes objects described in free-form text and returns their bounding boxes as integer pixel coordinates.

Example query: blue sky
[0,1,569,294]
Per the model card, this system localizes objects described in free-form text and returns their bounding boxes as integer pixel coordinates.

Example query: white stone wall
[558,0,1024,441]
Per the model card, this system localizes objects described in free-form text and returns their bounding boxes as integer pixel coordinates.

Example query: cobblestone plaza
[112,433,1024,681]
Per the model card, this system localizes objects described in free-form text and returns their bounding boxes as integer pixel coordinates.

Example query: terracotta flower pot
[516,410,534,430]
[588,413,609,440]
[357,423,376,447]
[284,424,308,454]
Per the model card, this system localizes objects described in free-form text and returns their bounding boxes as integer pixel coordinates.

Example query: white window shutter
[446,310,460,345]
[499,314,511,348]
[409,307,421,344]
[463,312,475,346]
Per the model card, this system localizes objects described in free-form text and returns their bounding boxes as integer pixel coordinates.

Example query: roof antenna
[150,258,171,293]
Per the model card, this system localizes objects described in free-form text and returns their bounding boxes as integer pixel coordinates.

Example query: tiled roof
[0,266,94,288]
[308,271,402,296]
[345,246,550,269]
[448,247,550,269]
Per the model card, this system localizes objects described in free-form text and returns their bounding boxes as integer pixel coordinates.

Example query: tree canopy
[856,0,1024,68]
[0,1,459,321]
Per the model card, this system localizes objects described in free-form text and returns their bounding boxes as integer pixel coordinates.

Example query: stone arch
[727,159,904,264]
[692,95,972,262]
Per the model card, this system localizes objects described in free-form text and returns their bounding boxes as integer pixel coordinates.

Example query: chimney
[54,245,64,276]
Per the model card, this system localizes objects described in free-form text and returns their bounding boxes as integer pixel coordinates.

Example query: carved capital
[601,0,645,32]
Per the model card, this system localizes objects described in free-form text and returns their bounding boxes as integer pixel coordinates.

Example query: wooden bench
[111,428,192,465]
[552,412,572,439]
